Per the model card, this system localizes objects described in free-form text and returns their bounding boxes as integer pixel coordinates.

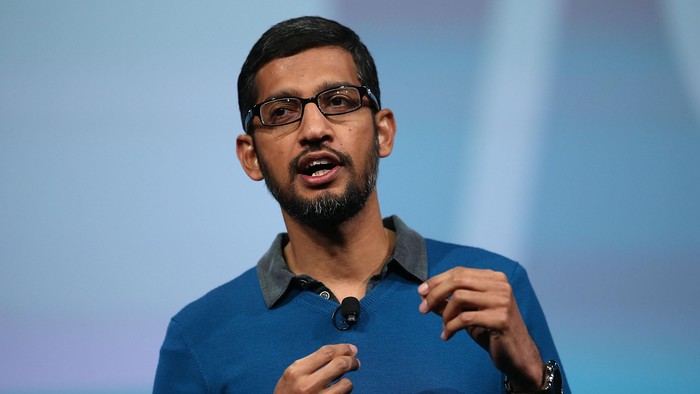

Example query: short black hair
[237,16,381,132]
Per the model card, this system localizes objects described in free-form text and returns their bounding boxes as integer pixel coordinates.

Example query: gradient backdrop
[2,1,699,393]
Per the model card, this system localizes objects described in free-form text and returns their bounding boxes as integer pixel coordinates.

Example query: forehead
[254,46,359,100]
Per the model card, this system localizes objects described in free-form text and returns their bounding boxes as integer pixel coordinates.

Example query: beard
[256,138,380,227]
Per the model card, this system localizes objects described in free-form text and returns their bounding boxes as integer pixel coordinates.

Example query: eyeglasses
[244,85,379,133]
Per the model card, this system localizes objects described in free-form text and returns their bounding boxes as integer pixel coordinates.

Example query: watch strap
[503,360,563,394]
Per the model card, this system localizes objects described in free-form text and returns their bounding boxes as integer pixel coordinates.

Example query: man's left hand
[418,267,544,392]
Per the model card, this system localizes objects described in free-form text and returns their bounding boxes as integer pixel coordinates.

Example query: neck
[281,194,395,301]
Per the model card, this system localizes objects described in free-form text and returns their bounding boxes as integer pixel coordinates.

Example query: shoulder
[170,267,265,330]
[424,238,525,279]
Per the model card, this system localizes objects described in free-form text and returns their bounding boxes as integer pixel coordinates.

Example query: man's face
[248,47,384,226]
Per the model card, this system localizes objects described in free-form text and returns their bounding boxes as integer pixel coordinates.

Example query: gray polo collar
[256,215,427,308]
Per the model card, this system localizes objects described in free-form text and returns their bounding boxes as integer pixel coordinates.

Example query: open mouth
[301,160,337,177]
[297,153,343,178]
[299,160,337,176]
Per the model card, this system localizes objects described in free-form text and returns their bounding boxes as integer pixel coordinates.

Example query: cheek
[258,148,287,175]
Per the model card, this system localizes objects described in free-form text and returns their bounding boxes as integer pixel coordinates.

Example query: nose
[297,101,333,146]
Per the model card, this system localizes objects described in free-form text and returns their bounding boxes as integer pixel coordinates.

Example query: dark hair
[237,16,381,132]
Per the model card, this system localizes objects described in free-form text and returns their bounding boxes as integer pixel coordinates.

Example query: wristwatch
[503,360,563,394]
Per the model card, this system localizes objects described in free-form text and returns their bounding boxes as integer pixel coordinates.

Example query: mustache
[288,145,354,176]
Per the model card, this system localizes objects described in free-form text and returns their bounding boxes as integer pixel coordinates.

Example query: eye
[271,107,291,118]
[261,99,301,125]
[329,95,351,107]
[320,88,361,113]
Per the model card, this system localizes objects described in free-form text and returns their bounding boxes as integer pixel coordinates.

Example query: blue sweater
[154,238,567,393]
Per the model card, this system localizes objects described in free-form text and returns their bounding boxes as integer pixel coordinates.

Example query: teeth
[302,158,336,177]
[309,160,329,167]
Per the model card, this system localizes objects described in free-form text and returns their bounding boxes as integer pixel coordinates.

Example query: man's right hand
[274,344,360,393]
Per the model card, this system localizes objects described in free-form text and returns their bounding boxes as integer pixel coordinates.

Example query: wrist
[504,360,562,394]
[505,359,546,392]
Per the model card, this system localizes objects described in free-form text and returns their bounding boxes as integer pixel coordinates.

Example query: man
[154,16,568,393]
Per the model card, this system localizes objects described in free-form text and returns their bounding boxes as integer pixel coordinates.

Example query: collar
[256,215,427,308]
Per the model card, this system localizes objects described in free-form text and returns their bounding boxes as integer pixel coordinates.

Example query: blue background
[2,1,699,392]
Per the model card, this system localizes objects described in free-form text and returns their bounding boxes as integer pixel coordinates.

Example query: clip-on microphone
[332,297,360,331]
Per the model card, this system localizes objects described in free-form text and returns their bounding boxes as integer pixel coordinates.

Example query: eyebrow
[261,80,358,102]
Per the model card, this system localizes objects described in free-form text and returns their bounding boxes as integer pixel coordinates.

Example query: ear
[236,133,264,181]
[375,108,396,158]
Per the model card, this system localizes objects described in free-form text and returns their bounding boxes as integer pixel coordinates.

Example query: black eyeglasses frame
[243,85,379,133]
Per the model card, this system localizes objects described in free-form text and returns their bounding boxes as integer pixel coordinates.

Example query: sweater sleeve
[153,319,209,394]
[509,263,571,393]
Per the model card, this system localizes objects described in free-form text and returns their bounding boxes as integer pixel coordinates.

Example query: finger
[438,290,484,341]
[439,289,489,323]
[441,287,509,322]
[421,269,508,313]
[417,268,465,297]
[418,271,455,314]
[421,267,495,292]
[280,345,359,393]
[313,356,360,390]
[295,344,358,375]
[441,283,514,339]
[423,297,448,316]
[441,310,483,340]
[418,275,466,315]
[324,377,353,394]
[442,304,513,341]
